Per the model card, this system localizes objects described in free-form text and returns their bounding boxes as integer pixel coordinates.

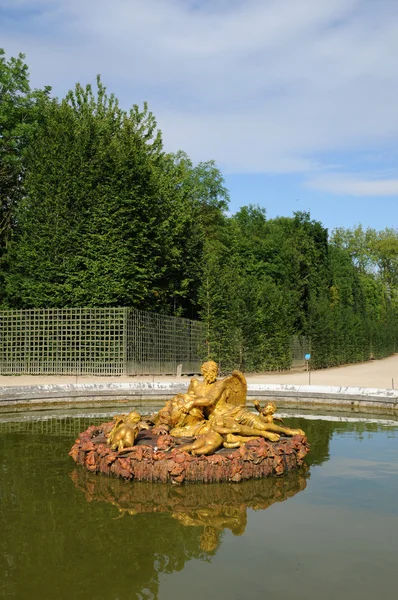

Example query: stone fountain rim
[0,381,397,410]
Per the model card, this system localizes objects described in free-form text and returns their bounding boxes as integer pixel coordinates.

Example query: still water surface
[1,409,397,600]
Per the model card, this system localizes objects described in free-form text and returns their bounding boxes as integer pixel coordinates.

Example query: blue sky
[1,0,398,233]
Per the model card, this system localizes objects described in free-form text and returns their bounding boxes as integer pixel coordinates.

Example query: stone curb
[0,381,397,410]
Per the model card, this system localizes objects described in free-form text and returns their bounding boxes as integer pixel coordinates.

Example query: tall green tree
[199,206,302,371]
[0,50,50,304]
[2,49,397,371]
[331,225,398,291]
[0,50,49,249]
[0,49,30,252]
[4,77,228,315]
[153,151,229,317]
[0,49,51,307]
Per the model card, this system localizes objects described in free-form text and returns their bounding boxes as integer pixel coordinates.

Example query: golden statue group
[107,361,305,455]
[70,360,309,483]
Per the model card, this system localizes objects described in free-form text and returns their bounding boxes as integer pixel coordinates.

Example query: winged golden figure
[143,361,305,455]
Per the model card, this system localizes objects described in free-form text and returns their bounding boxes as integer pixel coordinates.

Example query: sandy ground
[0,354,397,389]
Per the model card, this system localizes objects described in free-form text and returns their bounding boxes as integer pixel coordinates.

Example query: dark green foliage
[5,82,164,307]
[308,233,397,369]
[0,50,50,302]
[199,207,312,372]
[1,48,397,370]
[0,50,31,251]
[3,77,228,313]
[200,208,397,371]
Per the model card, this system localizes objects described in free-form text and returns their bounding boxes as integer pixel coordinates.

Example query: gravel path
[0,354,397,389]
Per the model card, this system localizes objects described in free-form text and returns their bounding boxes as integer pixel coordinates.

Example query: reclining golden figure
[158,361,304,454]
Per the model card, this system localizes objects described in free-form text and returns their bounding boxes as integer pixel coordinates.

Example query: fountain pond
[1,404,397,600]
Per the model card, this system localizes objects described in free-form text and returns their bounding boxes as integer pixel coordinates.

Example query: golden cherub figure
[107,411,150,451]
[253,400,284,424]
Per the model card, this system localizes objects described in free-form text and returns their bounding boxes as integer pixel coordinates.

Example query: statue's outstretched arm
[260,422,305,436]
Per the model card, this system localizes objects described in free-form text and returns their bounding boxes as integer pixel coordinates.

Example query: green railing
[0,307,206,376]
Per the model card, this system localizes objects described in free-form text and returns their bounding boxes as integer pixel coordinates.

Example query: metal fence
[0,308,206,376]
[290,336,311,368]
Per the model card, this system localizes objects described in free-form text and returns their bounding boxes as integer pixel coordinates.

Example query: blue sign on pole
[305,353,311,361]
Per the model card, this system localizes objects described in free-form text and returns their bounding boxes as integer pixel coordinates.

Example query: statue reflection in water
[172,505,247,552]
[71,466,308,553]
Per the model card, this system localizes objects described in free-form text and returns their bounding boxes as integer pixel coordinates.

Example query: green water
[1,411,397,600]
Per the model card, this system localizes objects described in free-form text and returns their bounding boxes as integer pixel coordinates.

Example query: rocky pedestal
[69,421,310,484]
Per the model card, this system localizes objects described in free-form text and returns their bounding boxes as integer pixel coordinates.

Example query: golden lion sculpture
[107,412,150,451]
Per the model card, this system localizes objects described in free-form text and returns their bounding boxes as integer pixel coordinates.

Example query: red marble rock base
[69,421,310,484]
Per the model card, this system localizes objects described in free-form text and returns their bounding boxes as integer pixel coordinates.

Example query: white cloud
[306,175,398,196]
[1,0,398,182]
